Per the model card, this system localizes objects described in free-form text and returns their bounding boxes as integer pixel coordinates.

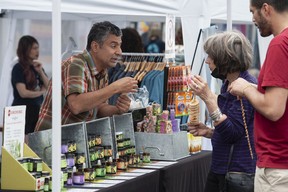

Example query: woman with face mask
[187,30,257,192]
[11,35,49,137]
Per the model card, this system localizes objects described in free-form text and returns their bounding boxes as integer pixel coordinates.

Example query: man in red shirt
[229,0,288,191]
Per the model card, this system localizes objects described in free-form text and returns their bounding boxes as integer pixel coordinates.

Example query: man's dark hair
[86,21,122,51]
[250,0,288,12]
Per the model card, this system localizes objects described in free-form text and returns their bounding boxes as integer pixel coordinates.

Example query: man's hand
[116,94,131,114]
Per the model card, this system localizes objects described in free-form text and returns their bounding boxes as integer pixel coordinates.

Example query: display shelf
[111,113,137,153]
[28,122,88,167]
[134,131,189,161]
[1,144,51,191]
[85,117,115,163]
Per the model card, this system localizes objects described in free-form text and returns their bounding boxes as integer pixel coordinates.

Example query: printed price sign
[3,105,26,158]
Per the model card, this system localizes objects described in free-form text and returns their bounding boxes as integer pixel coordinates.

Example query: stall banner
[3,105,26,158]
[165,14,176,59]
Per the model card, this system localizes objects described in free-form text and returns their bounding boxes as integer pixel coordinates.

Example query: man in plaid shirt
[35,21,138,131]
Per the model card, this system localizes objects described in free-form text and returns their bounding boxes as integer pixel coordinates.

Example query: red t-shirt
[255,27,288,169]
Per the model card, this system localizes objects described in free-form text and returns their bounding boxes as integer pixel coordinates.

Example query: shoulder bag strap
[227,98,254,172]
[240,98,254,160]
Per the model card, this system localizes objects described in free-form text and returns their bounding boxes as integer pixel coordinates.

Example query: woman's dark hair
[121,27,144,53]
[250,0,288,12]
[204,30,252,76]
[17,35,38,90]
[86,21,122,51]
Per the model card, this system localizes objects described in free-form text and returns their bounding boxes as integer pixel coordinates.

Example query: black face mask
[211,67,226,80]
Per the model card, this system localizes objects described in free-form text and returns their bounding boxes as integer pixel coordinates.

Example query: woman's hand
[32,60,44,74]
[187,122,213,138]
[188,75,212,102]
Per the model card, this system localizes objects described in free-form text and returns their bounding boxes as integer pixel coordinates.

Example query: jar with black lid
[68,140,76,152]
[103,145,112,157]
[84,168,95,181]
[73,171,85,185]
[95,135,102,146]
[75,152,85,165]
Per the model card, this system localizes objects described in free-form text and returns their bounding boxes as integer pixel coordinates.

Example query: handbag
[224,99,255,192]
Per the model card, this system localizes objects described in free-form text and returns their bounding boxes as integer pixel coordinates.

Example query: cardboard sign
[3,105,26,158]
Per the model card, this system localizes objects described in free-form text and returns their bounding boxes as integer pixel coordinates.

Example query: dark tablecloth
[98,169,160,192]
[159,150,212,192]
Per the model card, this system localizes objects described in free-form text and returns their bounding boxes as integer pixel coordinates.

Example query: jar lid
[117,147,125,150]
[32,157,42,162]
[116,132,123,135]
[84,168,94,172]
[65,153,75,158]
[102,145,112,149]
[75,152,85,156]
[42,171,50,176]
[73,171,84,176]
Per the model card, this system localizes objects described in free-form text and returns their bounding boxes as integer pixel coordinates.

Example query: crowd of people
[9,0,288,191]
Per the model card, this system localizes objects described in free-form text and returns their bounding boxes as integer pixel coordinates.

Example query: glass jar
[117,158,127,170]
[117,147,125,157]
[66,153,75,168]
[44,177,50,192]
[66,171,73,185]
[116,132,123,141]
[61,140,69,154]
[68,140,77,153]
[17,157,29,171]
[123,138,131,147]
[95,146,104,159]
[117,139,124,148]
[88,134,95,148]
[110,161,117,174]
[73,171,85,185]
[95,135,102,146]
[128,155,134,165]
[142,152,151,163]
[61,154,67,169]
[75,152,85,165]
[132,154,139,164]
[61,168,68,184]
[103,145,112,157]
[89,148,97,162]
[84,168,95,181]
[95,164,106,177]
[32,158,43,172]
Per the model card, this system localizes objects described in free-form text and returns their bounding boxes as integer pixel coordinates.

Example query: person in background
[188,31,257,192]
[121,27,144,53]
[248,67,260,79]
[145,34,165,53]
[11,35,49,136]
[229,0,288,191]
[35,21,138,131]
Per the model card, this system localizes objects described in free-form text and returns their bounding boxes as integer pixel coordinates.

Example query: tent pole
[227,0,232,31]
[52,0,62,191]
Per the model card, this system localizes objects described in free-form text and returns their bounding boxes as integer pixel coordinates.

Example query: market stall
[0,0,259,191]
